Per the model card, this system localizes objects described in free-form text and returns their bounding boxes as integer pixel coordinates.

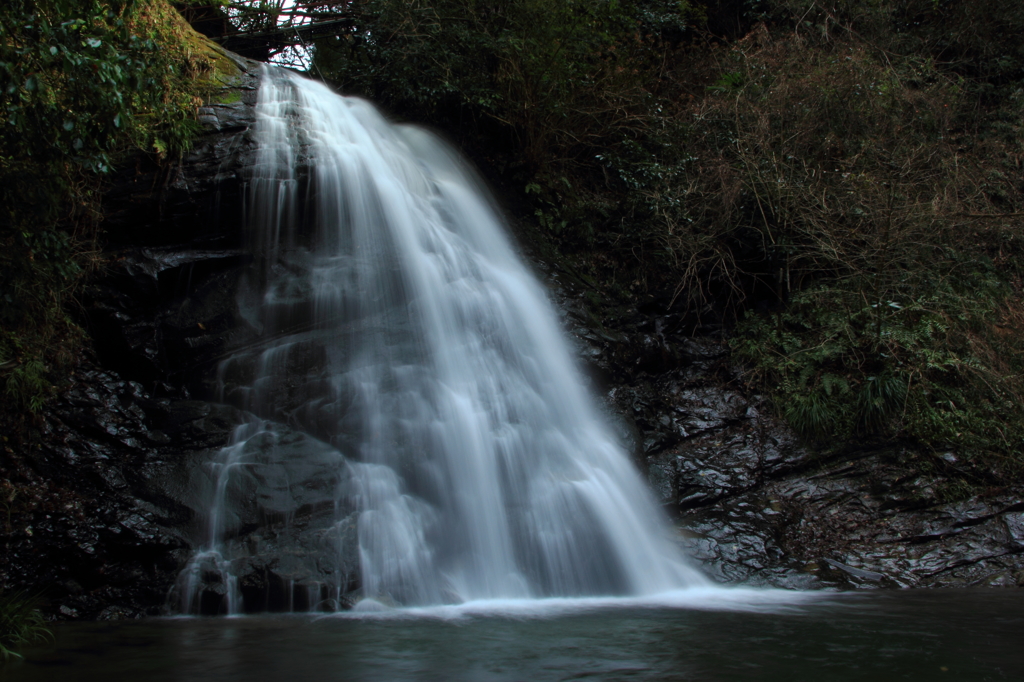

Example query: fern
[821,373,850,397]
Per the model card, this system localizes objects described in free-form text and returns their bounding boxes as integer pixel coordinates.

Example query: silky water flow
[174,66,705,614]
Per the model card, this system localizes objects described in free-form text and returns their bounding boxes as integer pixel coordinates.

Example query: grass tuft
[0,590,51,662]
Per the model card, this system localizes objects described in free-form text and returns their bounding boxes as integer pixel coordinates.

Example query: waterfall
[175,66,704,613]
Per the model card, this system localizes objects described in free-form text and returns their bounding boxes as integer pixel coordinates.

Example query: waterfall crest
[176,66,704,613]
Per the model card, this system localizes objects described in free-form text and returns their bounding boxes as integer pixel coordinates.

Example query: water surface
[9,589,1023,681]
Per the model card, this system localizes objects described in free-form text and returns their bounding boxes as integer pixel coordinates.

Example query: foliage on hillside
[295,0,1024,479]
[0,0,213,413]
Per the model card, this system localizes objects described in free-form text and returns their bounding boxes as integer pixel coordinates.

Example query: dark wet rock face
[102,49,260,249]
[168,423,361,613]
[0,368,239,619]
[83,247,258,394]
[89,47,263,395]
[759,468,1024,588]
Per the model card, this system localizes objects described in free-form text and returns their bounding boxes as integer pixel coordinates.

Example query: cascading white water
[176,66,705,613]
